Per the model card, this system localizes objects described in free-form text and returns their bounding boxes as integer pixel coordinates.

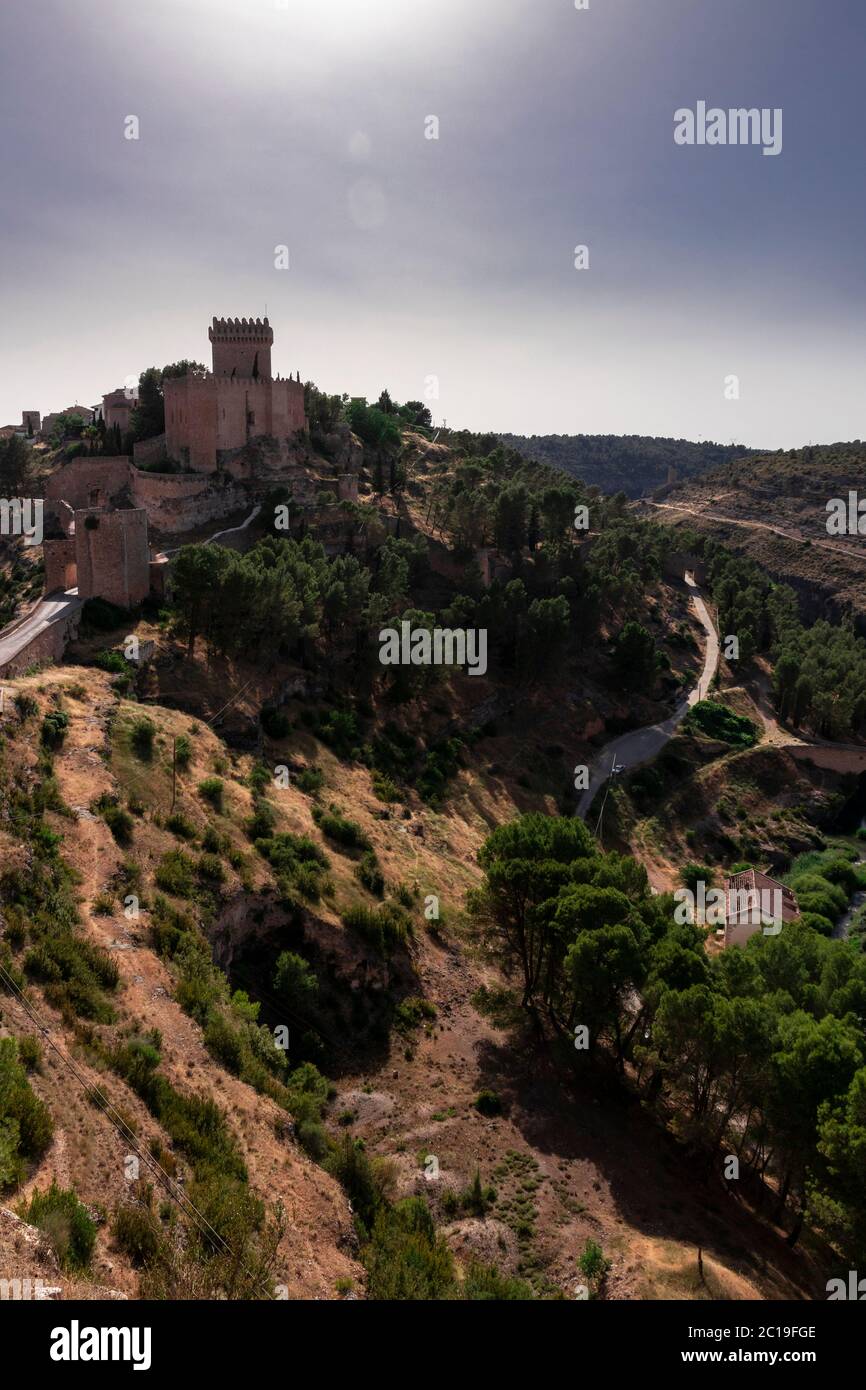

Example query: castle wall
[0,607,80,678]
[131,469,250,533]
[43,536,77,593]
[133,434,167,468]
[164,376,306,473]
[74,508,150,609]
[164,376,219,472]
[45,457,132,513]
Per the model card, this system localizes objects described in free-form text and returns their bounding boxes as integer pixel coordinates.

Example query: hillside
[641,441,866,627]
[1,415,864,1303]
[499,433,760,499]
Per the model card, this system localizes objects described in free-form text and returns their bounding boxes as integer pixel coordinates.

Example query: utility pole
[594,757,624,845]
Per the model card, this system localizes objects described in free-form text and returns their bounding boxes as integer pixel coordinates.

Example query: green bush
[341,901,410,956]
[155,849,196,898]
[356,851,385,897]
[198,852,226,883]
[683,700,757,748]
[41,710,69,749]
[130,717,156,759]
[94,649,130,674]
[103,804,134,846]
[174,735,192,770]
[166,812,197,840]
[312,805,371,851]
[474,1089,502,1117]
[24,1182,97,1270]
[17,1036,42,1073]
[198,777,224,813]
[0,1038,53,1186]
[112,1204,163,1267]
[296,766,324,795]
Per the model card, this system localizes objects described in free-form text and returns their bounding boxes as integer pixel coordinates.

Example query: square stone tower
[208,316,273,380]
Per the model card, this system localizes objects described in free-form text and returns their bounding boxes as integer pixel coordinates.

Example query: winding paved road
[577,574,719,818]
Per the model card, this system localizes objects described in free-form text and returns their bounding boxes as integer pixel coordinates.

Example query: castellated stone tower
[164,316,306,472]
[209,316,273,380]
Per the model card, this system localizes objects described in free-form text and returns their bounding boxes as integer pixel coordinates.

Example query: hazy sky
[1,0,864,447]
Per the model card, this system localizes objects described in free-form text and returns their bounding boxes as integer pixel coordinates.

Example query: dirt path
[646,499,866,564]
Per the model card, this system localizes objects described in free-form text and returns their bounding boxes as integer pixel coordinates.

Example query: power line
[0,960,277,1299]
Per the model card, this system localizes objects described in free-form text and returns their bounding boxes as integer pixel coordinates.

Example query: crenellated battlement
[209,315,273,341]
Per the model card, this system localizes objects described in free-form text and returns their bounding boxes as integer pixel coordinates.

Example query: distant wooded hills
[499,433,762,498]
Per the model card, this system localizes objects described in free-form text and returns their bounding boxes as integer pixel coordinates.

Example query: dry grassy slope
[1,645,829,1301]
[0,667,361,1299]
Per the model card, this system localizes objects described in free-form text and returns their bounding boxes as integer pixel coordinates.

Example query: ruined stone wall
[74,508,150,609]
[45,457,132,514]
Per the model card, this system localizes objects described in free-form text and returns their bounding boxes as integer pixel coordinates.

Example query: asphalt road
[577,575,719,819]
[0,589,84,670]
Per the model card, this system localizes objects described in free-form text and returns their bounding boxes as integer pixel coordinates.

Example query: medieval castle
[0,317,346,674]
[39,316,312,611]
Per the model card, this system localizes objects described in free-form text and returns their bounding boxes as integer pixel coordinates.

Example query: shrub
[103,804,134,847]
[41,710,69,749]
[356,851,385,897]
[247,763,271,795]
[15,692,38,719]
[155,849,196,898]
[0,1038,52,1185]
[394,996,436,1031]
[166,812,197,840]
[296,766,324,795]
[198,852,226,883]
[683,700,757,748]
[24,1183,97,1270]
[112,1204,163,1267]
[130,717,156,759]
[342,901,411,956]
[474,1089,502,1117]
[245,799,276,840]
[372,772,399,803]
[202,825,229,854]
[312,805,371,852]
[94,649,130,674]
[16,1037,41,1073]
[174,735,192,770]
[198,778,224,813]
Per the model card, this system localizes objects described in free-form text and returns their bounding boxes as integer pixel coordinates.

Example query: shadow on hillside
[471,1028,823,1300]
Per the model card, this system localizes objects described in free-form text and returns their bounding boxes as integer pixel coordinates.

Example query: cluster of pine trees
[471,813,866,1263]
